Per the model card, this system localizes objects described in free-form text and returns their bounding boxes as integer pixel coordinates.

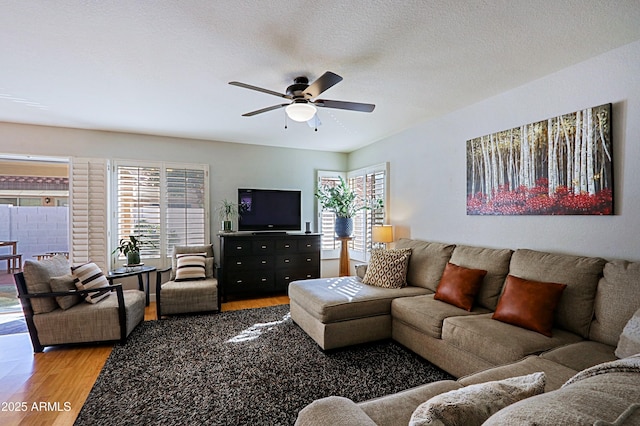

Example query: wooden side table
[337,237,353,277]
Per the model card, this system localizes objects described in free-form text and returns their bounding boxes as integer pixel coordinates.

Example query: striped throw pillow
[71,262,111,304]
[175,253,207,281]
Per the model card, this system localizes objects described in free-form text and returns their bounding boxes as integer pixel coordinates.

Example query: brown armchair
[156,244,220,319]
[14,255,146,353]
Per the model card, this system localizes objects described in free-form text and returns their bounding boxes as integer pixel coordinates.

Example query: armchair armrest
[18,284,123,300]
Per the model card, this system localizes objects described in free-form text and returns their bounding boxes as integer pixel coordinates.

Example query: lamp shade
[372,225,393,243]
[286,102,317,122]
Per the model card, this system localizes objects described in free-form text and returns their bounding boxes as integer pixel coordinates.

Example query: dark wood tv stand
[218,232,321,301]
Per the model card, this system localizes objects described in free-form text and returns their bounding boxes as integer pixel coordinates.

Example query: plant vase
[221,220,233,232]
[127,250,140,265]
[335,217,354,238]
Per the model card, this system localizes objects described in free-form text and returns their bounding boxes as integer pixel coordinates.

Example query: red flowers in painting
[467,179,613,215]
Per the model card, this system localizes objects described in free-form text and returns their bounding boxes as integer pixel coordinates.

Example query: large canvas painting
[466,103,612,215]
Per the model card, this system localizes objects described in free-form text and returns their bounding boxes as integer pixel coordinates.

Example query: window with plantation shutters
[317,163,388,260]
[348,164,388,262]
[113,161,208,268]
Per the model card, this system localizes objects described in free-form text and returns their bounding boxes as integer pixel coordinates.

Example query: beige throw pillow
[409,372,546,426]
[50,274,82,310]
[362,248,412,289]
[615,308,640,358]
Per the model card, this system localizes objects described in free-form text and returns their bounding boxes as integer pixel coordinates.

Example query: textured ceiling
[2,1,640,153]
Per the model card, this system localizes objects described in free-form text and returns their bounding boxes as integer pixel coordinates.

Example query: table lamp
[372,225,393,249]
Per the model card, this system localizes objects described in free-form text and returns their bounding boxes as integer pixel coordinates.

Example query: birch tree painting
[467,103,612,215]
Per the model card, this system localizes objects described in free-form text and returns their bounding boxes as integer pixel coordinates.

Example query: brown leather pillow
[492,275,567,337]
[434,263,488,311]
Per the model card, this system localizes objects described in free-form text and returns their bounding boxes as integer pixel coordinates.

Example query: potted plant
[112,235,146,265]
[217,199,241,232]
[315,177,382,237]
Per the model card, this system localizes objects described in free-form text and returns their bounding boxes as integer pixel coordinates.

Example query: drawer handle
[306,274,312,278]
[236,261,242,265]
[261,278,267,282]
[261,260,267,264]
[261,245,267,249]
[236,246,243,250]
[236,280,243,283]
[284,259,290,263]
[306,258,311,262]
[306,244,312,248]
[285,276,290,280]
[284,244,290,248]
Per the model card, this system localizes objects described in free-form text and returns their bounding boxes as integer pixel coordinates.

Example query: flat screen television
[237,188,302,232]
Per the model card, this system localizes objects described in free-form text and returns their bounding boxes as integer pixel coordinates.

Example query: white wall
[0,123,347,269]
[349,40,640,261]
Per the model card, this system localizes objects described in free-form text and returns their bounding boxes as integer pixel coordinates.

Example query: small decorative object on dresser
[217,199,241,232]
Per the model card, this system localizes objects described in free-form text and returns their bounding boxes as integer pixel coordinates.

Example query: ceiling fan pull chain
[284,110,288,129]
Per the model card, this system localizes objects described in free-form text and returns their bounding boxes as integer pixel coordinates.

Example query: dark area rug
[75,304,453,425]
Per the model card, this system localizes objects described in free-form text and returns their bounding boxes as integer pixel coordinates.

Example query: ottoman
[288,276,430,350]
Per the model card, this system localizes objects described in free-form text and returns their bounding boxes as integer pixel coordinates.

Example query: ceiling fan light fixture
[286,102,316,122]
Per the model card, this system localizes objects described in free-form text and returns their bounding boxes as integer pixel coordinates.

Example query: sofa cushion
[32,289,145,346]
[509,249,605,338]
[359,380,463,426]
[484,356,640,426]
[71,262,111,304]
[615,307,640,358]
[409,373,545,426]
[362,248,412,289]
[174,253,207,281]
[540,341,617,372]
[449,245,513,310]
[459,355,578,392]
[590,260,640,346]
[288,277,431,324]
[442,313,583,366]
[434,262,487,311]
[22,255,71,314]
[394,239,455,291]
[392,294,491,338]
[492,275,567,337]
[49,274,82,310]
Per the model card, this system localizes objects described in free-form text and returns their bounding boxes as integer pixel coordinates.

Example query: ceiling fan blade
[242,104,288,117]
[315,99,375,113]
[304,71,343,99]
[229,81,292,99]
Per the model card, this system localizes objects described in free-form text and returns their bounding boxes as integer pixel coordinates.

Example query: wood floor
[0,296,289,426]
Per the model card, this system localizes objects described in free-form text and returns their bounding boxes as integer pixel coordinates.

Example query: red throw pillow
[434,263,488,311]
[492,275,567,337]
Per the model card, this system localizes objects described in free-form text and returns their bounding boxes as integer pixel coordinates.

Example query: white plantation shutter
[165,167,207,255]
[115,164,161,258]
[113,161,208,268]
[317,172,344,257]
[317,164,388,260]
[70,158,109,271]
[348,163,388,262]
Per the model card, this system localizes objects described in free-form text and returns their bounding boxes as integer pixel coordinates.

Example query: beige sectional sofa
[289,238,640,425]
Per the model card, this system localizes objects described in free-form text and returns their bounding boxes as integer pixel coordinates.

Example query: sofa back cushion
[394,239,455,291]
[450,245,513,310]
[590,260,640,346]
[508,249,605,338]
[22,255,72,314]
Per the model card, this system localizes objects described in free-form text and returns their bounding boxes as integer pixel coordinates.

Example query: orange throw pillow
[434,263,487,311]
[492,275,567,337]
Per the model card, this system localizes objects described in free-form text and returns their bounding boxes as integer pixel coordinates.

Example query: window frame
[317,163,388,261]
[111,160,209,270]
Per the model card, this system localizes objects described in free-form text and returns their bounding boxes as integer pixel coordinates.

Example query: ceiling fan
[229,71,375,124]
